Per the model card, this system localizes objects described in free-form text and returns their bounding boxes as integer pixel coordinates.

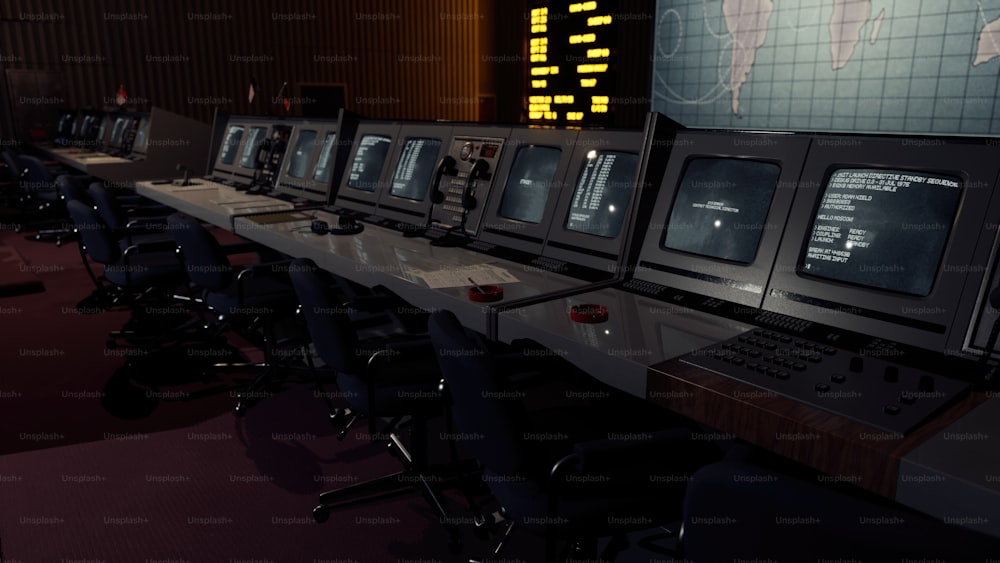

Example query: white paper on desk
[407,263,520,288]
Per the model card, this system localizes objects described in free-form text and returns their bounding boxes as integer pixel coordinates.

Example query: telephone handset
[461,159,489,210]
[430,155,457,204]
[251,134,288,188]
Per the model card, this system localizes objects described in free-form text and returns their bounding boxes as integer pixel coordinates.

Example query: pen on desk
[468,277,486,293]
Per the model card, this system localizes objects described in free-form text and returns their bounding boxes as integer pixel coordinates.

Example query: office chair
[16,154,61,211]
[680,447,1000,562]
[168,213,307,414]
[428,309,719,562]
[88,182,174,247]
[31,174,96,246]
[65,198,192,349]
[0,148,22,205]
[288,258,461,549]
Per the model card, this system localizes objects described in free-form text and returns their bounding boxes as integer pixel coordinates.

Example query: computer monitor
[55,110,76,142]
[477,127,581,255]
[209,117,272,182]
[633,131,810,307]
[236,123,271,176]
[764,136,1000,353]
[274,110,358,203]
[95,114,113,149]
[106,115,131,151]
[334,121,401,215]
[427,125,512,237]
[374,122,453,227]
[541,125,652,274]
[210,120,247,178]
[130,115,152,157]
[79,112,104,147]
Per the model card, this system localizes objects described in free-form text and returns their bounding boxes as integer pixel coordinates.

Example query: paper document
[408,263,520,288]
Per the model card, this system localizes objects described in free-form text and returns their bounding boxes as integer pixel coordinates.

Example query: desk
[233,209,601,335]
[135,180,295,230]
[496,287,753,397]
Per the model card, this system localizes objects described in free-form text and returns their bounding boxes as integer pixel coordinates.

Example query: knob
[918,375,935,393]
[849,356,864,373]
[883,366,899,383]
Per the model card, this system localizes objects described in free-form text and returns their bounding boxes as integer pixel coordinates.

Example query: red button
[570,304,608,323]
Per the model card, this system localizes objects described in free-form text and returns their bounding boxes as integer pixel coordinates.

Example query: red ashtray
[570,304,609,323]
[468,284,504,302]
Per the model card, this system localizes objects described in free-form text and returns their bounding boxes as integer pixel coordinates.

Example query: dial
[459,142,474,161]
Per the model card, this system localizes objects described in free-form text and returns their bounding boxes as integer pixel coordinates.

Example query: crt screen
[238,126,268,169]
[287,130,317,179]
[218,125,244,166]
[564,151,638,238]
[312,132,338,184]
[389,137,442,201]
[347,134,392,192]
[801,168,962,297]
[663,158,781,264]
[498,145,561,224]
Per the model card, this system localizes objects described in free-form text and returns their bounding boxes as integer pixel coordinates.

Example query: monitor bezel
[374,122,453,227]
[634,131,811,307]
[763,135,1000,352]
[333,121,402,215]
[209,117,273,181]
[542,129,648,272]
[477,127,581,256]
[274,120,324,200]
[130,115,153,156]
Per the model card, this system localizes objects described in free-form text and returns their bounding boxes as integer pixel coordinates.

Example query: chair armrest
[125,216,170,230]
[234,259,294,281]
[234,260,294,308]
[121,239,178,257]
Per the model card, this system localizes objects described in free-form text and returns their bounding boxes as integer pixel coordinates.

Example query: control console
[430,136,505,237]
[680,328,970,435]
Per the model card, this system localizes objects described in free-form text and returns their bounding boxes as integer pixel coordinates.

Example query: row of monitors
[208,112,664,275]
[631,130,1000,359]
[55,110,152,156]
[208,113,355,201]
[207,111,1000,358]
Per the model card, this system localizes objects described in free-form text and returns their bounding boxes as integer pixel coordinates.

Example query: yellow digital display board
[527,1,616,125]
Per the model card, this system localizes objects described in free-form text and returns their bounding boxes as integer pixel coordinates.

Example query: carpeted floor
[0,242,43,297]
[0,383,471,562]
[0,226,679,563]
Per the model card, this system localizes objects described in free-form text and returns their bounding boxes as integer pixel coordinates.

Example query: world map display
[652,0,1000,135]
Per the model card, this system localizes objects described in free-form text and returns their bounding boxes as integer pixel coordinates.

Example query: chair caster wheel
[234,402,247,416]
[448,538,462,554]
[313,505,329,523]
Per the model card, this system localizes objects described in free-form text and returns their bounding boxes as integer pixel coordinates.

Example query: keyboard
[680,328,970,435]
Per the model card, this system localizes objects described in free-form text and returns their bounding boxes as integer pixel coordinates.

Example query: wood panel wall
[0,0,501,132]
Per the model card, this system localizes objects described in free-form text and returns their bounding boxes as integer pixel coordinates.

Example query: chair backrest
[0,149,22,181]
[88,182,128,229]
[166,213,233,290]
[428,310,528,477]
[288,258,363,374]
[66,199,121,265]
[55,175,89,204]
[18,155,54,184]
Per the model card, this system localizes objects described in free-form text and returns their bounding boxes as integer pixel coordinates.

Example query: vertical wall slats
[0,0,495,128]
